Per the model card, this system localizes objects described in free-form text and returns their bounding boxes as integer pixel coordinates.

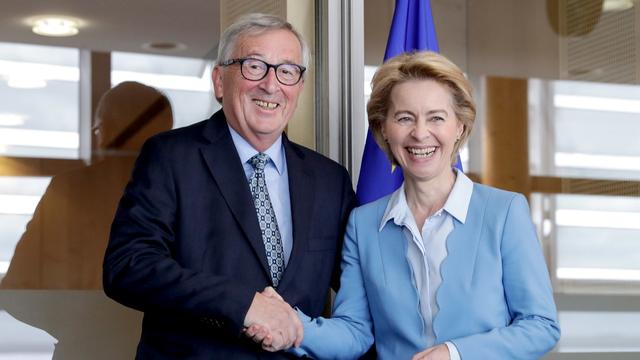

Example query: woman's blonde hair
[367,51,476,165]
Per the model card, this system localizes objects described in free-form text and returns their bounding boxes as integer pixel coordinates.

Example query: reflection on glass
[0,82,173,290]
[0,42,79,159]
[536,194,640,282]
[0,82,169,360]
[558,311,640,352]
[529,79,640,181]
[111,51,218,129]
[0,310,55,359]
[0,176,51,278]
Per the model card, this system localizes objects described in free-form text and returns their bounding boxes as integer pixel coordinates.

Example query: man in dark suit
[103,13,356,359]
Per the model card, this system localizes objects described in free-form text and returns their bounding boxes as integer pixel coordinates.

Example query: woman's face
[382,79,463,183]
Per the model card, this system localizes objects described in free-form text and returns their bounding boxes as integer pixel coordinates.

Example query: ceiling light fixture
[141,42,187,52]
[32,17,80,37]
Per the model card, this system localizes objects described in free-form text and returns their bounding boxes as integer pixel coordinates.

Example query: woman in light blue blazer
[249,51,560,360]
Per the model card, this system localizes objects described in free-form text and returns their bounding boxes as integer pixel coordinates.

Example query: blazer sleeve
[102,136,256,334]
[451,194,561,359]
[291,207,374,359]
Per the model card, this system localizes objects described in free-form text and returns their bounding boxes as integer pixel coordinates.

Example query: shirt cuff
[445,341,461,360]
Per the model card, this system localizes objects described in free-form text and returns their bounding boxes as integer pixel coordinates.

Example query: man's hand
[243,287,303,351]
[411,344,450,360]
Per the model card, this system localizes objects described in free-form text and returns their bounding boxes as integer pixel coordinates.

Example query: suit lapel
[378,218,411,286]
[199,111,271,278]
[277,137,313,289]
[434,184,484,341]
[444,184,485,286]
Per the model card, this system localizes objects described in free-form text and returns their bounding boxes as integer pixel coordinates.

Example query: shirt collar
[443,168,473,224]
[379,182,410,232]
[227,124,285,175]
[379,168,473,231]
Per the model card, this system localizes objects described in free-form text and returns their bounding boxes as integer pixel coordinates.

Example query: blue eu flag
[355,0,462,205]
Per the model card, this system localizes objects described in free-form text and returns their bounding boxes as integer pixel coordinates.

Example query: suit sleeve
[451,194,561,359]
[102,136,256,335]
[290,207,375,360]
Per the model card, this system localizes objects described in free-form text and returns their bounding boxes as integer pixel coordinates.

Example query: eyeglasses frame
[219,57,306,86]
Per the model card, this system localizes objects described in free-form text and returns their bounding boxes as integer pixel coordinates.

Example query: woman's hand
[411,344,450,360]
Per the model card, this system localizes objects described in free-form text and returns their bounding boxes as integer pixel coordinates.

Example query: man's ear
[212,65,224,100]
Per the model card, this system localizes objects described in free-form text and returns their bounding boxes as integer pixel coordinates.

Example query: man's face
[213,29,305,151]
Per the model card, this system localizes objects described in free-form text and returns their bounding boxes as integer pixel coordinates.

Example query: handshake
[243,287,303,352]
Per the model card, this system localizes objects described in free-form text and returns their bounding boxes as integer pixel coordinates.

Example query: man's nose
[259,68,280,92]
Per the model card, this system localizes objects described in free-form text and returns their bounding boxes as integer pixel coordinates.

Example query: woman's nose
[411,120,430,140]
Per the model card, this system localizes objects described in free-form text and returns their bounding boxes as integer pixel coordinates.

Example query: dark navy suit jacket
[103,110,356,359]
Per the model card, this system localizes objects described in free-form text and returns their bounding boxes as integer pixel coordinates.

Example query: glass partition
[0,43,79,159]
[111,51,219,129]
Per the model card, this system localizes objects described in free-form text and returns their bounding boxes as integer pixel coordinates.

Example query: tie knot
[249,153,269,171]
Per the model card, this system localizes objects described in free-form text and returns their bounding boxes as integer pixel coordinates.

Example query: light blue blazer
[294,183,560,360]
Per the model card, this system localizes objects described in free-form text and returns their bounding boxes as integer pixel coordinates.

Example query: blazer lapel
[374,197,408,286]
[378,220,411,285]
[443,184,485,286]
[199,111,271,278]
[433,184,485,341]
[277,137,313,289]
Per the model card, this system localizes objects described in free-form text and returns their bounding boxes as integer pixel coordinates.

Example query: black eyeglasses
[220,57,306,86]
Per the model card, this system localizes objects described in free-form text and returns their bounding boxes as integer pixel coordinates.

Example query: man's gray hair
[217,13,310,70]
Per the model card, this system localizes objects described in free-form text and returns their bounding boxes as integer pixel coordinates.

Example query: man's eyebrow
[242,52,263,59]
[240,52,299,64]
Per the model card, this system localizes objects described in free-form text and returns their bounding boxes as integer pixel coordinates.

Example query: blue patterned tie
[248,153,284,287]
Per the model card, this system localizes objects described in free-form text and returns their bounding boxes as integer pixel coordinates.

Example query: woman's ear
[456,122,464,140]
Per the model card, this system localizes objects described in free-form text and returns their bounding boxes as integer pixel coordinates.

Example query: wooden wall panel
[482,77,531,197]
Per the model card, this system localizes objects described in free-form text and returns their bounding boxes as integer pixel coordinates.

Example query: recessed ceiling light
[141,42,187,52]
[32,16,80,37]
